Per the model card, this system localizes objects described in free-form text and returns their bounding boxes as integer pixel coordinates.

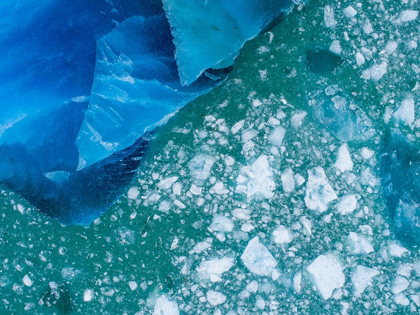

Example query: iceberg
[0,0,294,224]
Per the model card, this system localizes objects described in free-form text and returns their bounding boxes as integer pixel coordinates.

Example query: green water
[1,0,420,314]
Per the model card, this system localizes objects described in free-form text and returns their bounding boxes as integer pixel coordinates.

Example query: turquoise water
[1,0,420,314]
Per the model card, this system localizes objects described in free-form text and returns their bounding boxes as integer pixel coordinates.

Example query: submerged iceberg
[0,0,294,224]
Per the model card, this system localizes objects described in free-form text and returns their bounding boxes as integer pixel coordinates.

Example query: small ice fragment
[305,167,338,213]
[241,237,277,276]
[347,232,374,255]
[157,176,179,190]
[127,187,140,200]
[128,281,138,291]
[388,241,408,257]
[307,254,345,300]
[272,225,293,244]
[209,215,234,233]
[343,6,357,18]
[391,276,410,294]
[329,40,341,55]
[197,257,235,282]
[231,120,245,134]
[360,148,374,159]
[206,290,226,306]
[393,98,415,126]
[23,275,33,287]
[351,266,379,297]
[385,41,398,55]
[335,144,353,172]
[324,6,337,28]
[336,195,358,215]
[154,295,179,315]
[399,10,418,22]
[290,111,307,128]
[232,208,251,220]
[362,62,388,81]
[268,126,286,147]
[189,154,216,183]
[363,19,373,34]
[281,168,295,192]
[84,289,94,302]
[355,52,365,66]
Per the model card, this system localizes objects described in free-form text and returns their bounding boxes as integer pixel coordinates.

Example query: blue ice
[0,0,294,225]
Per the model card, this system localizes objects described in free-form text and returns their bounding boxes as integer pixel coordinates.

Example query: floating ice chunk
[189,154,216,184]
[362,62,388,81]
[210,181,229,195]
[360,148,374,159]
[237,155,276,199]
[281,168,295,192]
[363,19,373,34]
[391,276,410,294]
[351,266,379,297]
[127,187,140,200]
[324,6,337,28]
[385,41,398,55]
[197,257,235,282]
[343,6,357,18]
[128,281,138,291]
[394,293,410,306]
[305,167,337,213]
[231,120,245,134]
[335,144,353,172]
[388,241,408,257]
[206,290,226,306]
[355,52,365,66]
[399,10,418,22]
[209,215,234,233]
[241,237,277,276]
[306,254,345,300]
[336,195,358,215]
[157,176,179,190]
[290,111,307,128]
[329,40,341,55]
[83,289,94,302]
[393,98,415,126]
[272,225,293,244]
[23,275,33,287]
[347,232,374,255]
[154,295,179,315]
[268,126,286,148]
[232,208,251,220]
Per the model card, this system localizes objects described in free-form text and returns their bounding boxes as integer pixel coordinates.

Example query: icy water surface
[1,0,420,314]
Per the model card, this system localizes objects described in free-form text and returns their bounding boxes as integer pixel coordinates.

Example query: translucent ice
[0,0,295,224]
[241,237,277,276]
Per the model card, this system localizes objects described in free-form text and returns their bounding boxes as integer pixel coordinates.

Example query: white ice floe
[154,295,179,315]
[324,6,337,28]
[305,167,337,213]
[362,62,388,81]
[281,168,295,193]
[268,126,286,148]
[206,290,226,306]
[335,144,353,172]
[241,237,277,276]
[393,98,415,126]
[127,187,140,200]
[307,253,345,300]
[188,154,216,183]
[329,40,341,55]
[272,225,293,244]
[391,275,410,294]
[209,215,234,233]
[23,275,33,287]
[157,176,179,190]
[336,195,358,215]
[399,10,418,23]
[83,289,94,302]
[236,155,276,199]
[347,232,374,255]
[351,265,379,297]
[197,257,235,282]
[343,6,357,18]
